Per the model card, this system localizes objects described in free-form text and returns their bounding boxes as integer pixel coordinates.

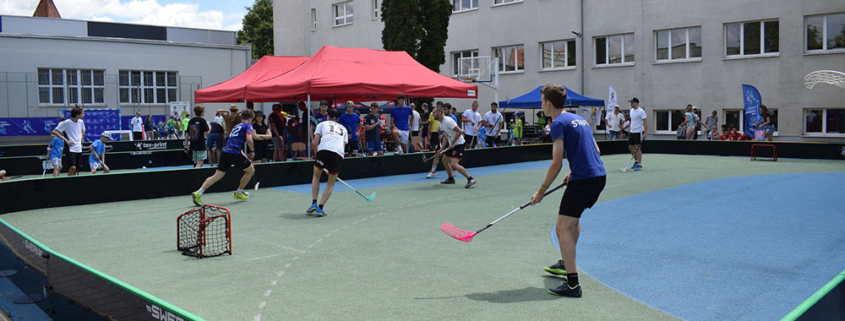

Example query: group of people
[48,106,111,176]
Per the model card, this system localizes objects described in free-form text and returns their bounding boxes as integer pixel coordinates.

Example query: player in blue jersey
[530,84,606,298]
[338,101,362,156]
[191,109,271,206]
[47,134,65,177]
[88,133,111,174]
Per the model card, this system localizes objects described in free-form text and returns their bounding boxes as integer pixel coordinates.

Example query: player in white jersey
[434,105,477,188]
[307,108,348,217]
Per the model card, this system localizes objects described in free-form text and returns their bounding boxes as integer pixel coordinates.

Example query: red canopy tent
[246,46,478,101]
[195,56,309,103]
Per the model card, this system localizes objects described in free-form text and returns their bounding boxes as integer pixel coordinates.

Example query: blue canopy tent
[499,86,604,108]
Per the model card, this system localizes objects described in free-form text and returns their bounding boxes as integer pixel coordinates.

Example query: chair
[411,136,428,151]
[291,142,309,160]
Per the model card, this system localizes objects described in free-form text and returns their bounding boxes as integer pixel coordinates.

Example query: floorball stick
[322,168,375,202]
[621,143,642,173]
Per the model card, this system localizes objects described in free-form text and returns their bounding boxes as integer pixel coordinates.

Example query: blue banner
[120,115,168,131]
[62,108,121,142]
[0,117,62,137]
[742,84,762,138]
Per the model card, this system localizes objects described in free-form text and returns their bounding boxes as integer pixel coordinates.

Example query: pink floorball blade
[441,222,477,242]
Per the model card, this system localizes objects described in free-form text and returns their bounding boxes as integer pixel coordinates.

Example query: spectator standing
[628,97,647,171]
[363,103,384,156]
[339,101,363,156]
[223,104,240,138]
[511,112,523,145]
[47,134,64,177]
[705,111,718,140]
[144,115,154,140]
[208,113,225,166]
[156,120,166,139]
[314,101,329,124]
[306,108,348,217]
[89,133,110,174]
[461,100,482,149]
[410,103,421,152]
[681,105,696,140]
[754,104,775,142]
[621,114,631,139]
[52,106,85,176]
[166,117,177,139]
[605,105,623,140]
[130,111,144,140]
[269,103,288,162]
[252,111,270,163]
[426,101,443,179]
[483,102,504,147]
[186,105,210,168]
[390,95,414,154]
[420,103,431,149]
[691,106,702,139]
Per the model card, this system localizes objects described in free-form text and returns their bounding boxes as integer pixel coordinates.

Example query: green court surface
[2,154,843,321]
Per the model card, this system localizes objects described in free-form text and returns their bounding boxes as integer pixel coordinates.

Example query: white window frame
[493,0,522,7]
[119,70,177,106]
[653,110,685,134]
[724,19,779,58]
[38,68,105,106]
[654,27,702,62]
[452,49,479,76]
[803,108,845,136]
[805,13,845,53]
[311,8,317,31]
[539,39,576,71]
[492,44,524,74]
[723,108,780,136]
[453,0,478,12]
[595,33,635,67]
[372,0,379,19]
[333,1,353,27]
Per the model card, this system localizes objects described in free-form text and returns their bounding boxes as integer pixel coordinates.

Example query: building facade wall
[274,0,845,141]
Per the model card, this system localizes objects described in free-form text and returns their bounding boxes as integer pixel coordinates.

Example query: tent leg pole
[307,95,311,159]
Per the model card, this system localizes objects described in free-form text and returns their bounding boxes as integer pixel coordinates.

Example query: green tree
[381,0,451,73]
[237,0,274,60]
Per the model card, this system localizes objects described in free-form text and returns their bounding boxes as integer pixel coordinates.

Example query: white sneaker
[426,172,437,179]
[396,146,404,154]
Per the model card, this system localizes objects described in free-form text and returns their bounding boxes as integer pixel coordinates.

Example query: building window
[805,109,844,135]
[540,40,576,70]
[119,70,177,105]
[38,68,105,105]
[725,20,779,57]
[453,0,478,12]
[493,45,524,73]
[595,33,634,66]
[452,50,479,76]
[333,1,353,27]
[493,0,522,5]
[372,0,379,19]
[311,8,317,30]
[655,27,701,61]
[806,13,845,52]
[654,110,685,133]
[725,109,779,135]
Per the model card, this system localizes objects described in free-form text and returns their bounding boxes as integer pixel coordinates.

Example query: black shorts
[445,144,465,160]
[68,152,83,168]
[218,152,252,171]
[429,132,440,150]
[485,135,498,147]
[628,133,643,146]
[559,176,606,218]
[344,139,360,154]
[132,131,143,140]
[315,150,343,175]
[411,130,419,137]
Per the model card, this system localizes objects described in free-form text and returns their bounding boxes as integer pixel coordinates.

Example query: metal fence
[0,72,202,117]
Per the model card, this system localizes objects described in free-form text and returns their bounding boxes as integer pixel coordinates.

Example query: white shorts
[90,162,101,170]
[398,130,409,145]
[51,158,62,167]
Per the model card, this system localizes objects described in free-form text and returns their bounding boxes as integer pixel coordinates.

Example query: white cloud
[90,16,115,22]
[225,22,242,31]
[0,0,38,16]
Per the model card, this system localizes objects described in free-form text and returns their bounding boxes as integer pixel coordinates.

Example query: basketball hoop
[457,56,499,101]
[804,70,845,89]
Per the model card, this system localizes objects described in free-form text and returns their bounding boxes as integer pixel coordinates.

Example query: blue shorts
[762,125,775,134]
[208,133,223,149]
[367,141,383,152]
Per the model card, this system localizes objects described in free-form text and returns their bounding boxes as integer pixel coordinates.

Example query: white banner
[169,101,190,119]
[608,86,617,109]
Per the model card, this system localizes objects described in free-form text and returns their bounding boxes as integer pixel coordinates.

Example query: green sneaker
[191,191,202,206]
[233,191,250,200]
[544,260,567,275]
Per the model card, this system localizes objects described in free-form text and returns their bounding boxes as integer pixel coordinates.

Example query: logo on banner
[147,304,185,321]
[135,142,167,151]
[0,120,9,135]
[467,90,476,97]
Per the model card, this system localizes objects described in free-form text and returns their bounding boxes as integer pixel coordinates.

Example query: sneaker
[396,146,404,154]
[548,283,582,298]
[233,191,250,200]
[440,177,456,184]
[306,203,318,214]
[426,172,437,179]
[465,178,477,189]
[631,161,638,169]
[634,164,643,171]
[191,191,202,206]
[314,207,327,217]
[543,260,567,275]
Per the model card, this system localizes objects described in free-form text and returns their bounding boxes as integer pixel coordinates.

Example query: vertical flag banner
[742,84,762,137]
[607,86,617,133]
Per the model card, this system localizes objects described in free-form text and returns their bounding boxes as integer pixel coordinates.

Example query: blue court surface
[570,172,845,320]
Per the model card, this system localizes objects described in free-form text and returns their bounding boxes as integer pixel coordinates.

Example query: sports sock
[467,176,474,181]
[318,204,324,209]
[312,199,317,204]
[430,165,436,172]
[567,273,579,288]
[237,188,243,194]
[198,188,205,195]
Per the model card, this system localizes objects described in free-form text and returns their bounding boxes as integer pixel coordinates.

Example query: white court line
[264,290,272,297]
[325,233,331,237]
[277,271,284,277]
[316,239,323,243]
[237,234,305,253]
[271,280,277,286]
[285,263,292,268]
[246,254,285,261]
[258,301,266,309]
[253,314,261,321]
[292,256,300,261]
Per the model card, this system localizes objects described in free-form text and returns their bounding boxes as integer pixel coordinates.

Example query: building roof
[32,0,61,18]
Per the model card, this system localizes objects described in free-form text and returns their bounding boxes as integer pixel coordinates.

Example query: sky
[0,0,249,31]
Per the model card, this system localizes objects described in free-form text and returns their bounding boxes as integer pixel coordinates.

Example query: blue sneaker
[548,283,582,298]
[306,203,318,214]
[314,207,327,217]
[634,164,643,171]
[631,162,638,169]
